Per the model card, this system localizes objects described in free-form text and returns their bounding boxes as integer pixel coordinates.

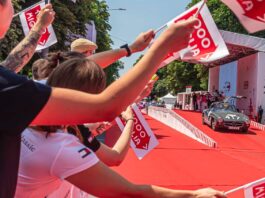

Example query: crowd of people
[0,1,227,197]
[192,90,225,112]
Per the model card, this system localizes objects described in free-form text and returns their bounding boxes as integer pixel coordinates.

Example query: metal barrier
[251,121,265,131]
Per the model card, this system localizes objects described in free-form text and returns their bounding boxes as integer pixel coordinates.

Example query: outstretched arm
[1,4,55,73]
[95,106,134,166]
[134,80,155,103]
[32,18,197,125]
[88,30,154,68]
[66,161,226,198]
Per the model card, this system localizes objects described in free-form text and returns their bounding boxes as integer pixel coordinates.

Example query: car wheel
[202,114,205,125]
[241,127,248,133]
[211,118,218,131]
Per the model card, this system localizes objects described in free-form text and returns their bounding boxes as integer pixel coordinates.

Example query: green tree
[0,0,123,84]
[153,62,208,97]
[153,0,265,97]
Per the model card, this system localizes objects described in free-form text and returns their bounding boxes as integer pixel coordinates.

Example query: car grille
[224,121,244,127]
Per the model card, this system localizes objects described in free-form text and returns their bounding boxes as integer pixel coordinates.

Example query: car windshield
[214,103,237,112]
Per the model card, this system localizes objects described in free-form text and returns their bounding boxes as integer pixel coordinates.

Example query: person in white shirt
[16,57,226,198]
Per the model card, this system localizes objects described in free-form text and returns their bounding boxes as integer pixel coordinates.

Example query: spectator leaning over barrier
[0,3,55,198]
[16,58,134,196]
[17,58,226,198]
[0,0,226,197]
[30,51,155,166]
[32,54,135,167]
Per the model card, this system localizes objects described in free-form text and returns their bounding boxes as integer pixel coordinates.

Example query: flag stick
[195,0,207,18]
[224,185,245,195]
[155,0,207,34]
[225,177,265,195]
[13,0,45,18]
[154,24,167,34]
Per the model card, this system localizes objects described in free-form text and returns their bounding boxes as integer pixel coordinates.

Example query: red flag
[19,2,57,51]
[158,1,229,69]
[115,104,159,160]
[244,178,265,198]
[221,0,265,33]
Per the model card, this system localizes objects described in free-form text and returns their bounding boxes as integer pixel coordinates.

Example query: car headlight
[217,117,223,123]
[245,119,250,125]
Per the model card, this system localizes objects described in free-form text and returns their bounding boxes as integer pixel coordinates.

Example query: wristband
[120,44,132,57]
[125,118,134,123]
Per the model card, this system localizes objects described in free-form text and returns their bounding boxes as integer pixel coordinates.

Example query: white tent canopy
[161,94,177,110]
[161,93,177,100]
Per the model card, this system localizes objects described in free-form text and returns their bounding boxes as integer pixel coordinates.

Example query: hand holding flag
[34,4,55,32]
[129,29,155,53]
[156,1,229,69]
[19,2,57,51]
[151,17,197,55]
[116,104,159,160]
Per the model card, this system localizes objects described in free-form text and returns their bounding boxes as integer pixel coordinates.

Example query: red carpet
[104,114,265,198]
[174,110,265,172]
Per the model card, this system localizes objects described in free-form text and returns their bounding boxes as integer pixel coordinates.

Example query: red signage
[252,182,265,198]
[237,0,265,23]
[174,8,217,61]
[24,5,50,46]
[120,109,150,150]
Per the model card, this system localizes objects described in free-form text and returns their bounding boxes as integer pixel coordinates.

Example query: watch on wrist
[120,44,132,57]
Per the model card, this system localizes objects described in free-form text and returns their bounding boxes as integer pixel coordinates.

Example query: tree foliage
[153,62,208,97]
[153,0,265,97]
[0,0,123,84]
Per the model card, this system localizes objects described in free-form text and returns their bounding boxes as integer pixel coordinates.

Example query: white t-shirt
[15,128,99,198]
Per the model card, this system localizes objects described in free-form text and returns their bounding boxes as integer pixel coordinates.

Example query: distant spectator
[213,90,220,102]
[197,94,202,111]
[205,92,211,108]
[258,106,264,123]
[192,93,197,110]
[71,38,98,56]
[201,94,207,110]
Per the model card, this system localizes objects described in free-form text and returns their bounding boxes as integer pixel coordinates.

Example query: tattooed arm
[1,30,42,72]
[1,4,55,73]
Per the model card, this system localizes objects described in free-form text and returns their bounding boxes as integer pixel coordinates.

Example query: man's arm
[134,80,155,103]
[1,4,55,73]
[88,30,154,68]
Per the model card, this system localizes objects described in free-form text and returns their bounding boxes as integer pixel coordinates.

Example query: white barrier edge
[251,120,265,131]
[147,106,217,148]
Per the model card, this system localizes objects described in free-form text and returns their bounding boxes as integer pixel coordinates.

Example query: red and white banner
[221,0,265,33]
[158,1,229,69]
[244,177,265,198]
[115,103,159,160]
[19,1,57,51]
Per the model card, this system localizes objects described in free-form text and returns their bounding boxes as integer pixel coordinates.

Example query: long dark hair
[33,57,106,133]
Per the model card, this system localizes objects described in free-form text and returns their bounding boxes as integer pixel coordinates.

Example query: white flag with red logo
[244,177,265,198]
[19,2,57,51]
[115,103,159,160]
[221,0,265,33]
[158,1,229,69]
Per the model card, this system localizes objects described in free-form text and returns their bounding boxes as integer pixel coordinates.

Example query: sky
[104,0,191,76]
